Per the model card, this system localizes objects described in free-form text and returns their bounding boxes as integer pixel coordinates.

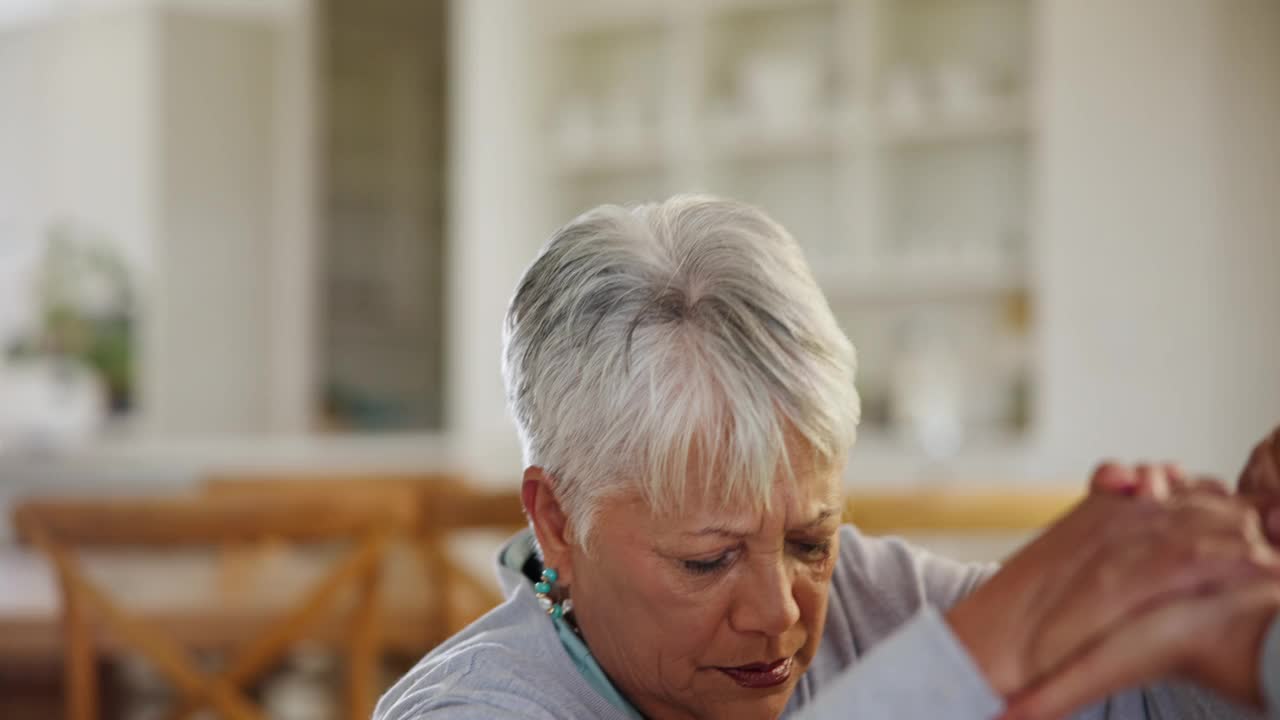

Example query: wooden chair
[844,487,1082,534]
[12,495,404,720]
[203,473,527,646]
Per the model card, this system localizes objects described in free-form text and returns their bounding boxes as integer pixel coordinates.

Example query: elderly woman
[377,196,1280,719]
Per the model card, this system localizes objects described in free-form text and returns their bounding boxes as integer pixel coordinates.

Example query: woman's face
[566,459,843,720]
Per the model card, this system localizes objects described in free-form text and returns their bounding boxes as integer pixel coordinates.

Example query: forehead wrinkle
[682,504,838,539]
[680,479,839,537]
[652,429,843,535]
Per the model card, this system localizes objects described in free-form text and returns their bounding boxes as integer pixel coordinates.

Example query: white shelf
[544,0,671,37]
[538,0,1040,459]
[815,262,1028,302]
[551,137,668,177]
[707,113,847,160]
[704,0,836,16]
[881,105,1030,147]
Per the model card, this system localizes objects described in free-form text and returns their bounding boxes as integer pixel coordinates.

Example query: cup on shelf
[890,315,965,462]
[554,95,596,159]
[935,62,991,120]
[884,66,929,128]
[602,89,649,153]
[737,48,825,131]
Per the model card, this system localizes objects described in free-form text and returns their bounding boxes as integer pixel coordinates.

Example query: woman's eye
[791,539,832,561]
[682,553,733,575]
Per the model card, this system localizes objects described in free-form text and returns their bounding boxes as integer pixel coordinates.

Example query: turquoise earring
[534,568,573,619]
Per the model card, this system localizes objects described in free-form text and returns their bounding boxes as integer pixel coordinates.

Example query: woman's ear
[521,466,575,585]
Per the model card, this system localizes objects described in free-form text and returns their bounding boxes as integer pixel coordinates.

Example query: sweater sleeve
[801,525,1263,720]
[1263,616,1280,718]
[794,606,1004,720]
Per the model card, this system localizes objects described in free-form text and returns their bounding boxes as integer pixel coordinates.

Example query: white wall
[266,0,317,434]
[1037,0,1280,480]
[0,7,155,331]
[1204,1,1280,468]
[146,7,277,434]
[448,0,550,479]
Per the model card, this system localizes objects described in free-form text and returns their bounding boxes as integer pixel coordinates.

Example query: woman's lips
[716,656,794,689]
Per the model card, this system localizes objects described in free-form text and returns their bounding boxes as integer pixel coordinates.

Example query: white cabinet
[319,0,448,431]
[537,0,1038,453]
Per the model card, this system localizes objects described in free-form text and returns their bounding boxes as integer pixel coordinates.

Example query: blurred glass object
[884,67,929,127]
[553,94,596,159]
[737,47,826,131]
[263,645,339,720]
[890,315,964,462]
[0,355,105,455]
[118,653,171,720]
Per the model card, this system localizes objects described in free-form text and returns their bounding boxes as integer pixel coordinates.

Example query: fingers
[1241,427,1280,495]
[1236,425,1280,543]
[1272,427,1280,469]
[976,485,1278,702]
[1085,462,1172,500]
[1182,474,1229,496]
[1032,529,1280,679]
[1023,492,1280,687]
[1170,491,1271,545]
[1133,463,1171,500]
[1267,505,1280,544]
[1235,494,1280,546]
[1163,464,1229,497]
[1162,494,1279,586]
[1089,462,1225,500]
[1004,578,1280,720]
[1132,462,1196,500]
[1147,532,1280,599]
[1089,463,1137,495]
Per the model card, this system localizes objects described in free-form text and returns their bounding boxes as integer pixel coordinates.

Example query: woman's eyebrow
[683,525,752,539]
[683,507,839,537]
[794,507,838,529]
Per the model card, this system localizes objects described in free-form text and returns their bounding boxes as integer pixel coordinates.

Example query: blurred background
[0,0,1277,717]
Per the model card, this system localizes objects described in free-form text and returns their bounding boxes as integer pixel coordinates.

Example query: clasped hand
[946,426,1280,720]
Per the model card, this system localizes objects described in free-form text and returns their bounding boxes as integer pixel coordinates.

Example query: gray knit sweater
[375,525,1259,719]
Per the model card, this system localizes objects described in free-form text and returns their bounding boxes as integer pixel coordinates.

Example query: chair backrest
[203,471,523,530]
[14,496,409,547]
[13,495,396,720]
[203,473,527,648]
[202,470,463,515]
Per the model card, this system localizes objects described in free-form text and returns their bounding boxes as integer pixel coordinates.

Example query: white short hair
[502,195,859,545]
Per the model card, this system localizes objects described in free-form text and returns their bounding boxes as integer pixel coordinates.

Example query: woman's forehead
[648,460,843,532]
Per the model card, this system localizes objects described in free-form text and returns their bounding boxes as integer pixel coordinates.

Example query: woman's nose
[728,558,802,637]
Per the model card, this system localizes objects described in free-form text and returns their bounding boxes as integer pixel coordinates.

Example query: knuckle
[1246,544,1273,568]
[1228,503,1257,530]
[1196,476,1229,495]
[1091,552,1135,594]
[1179,538,1213,565]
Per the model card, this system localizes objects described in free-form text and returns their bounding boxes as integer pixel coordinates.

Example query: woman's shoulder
[826,525,998,647]
[373,594,597,720]
[786,526,1001,705]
